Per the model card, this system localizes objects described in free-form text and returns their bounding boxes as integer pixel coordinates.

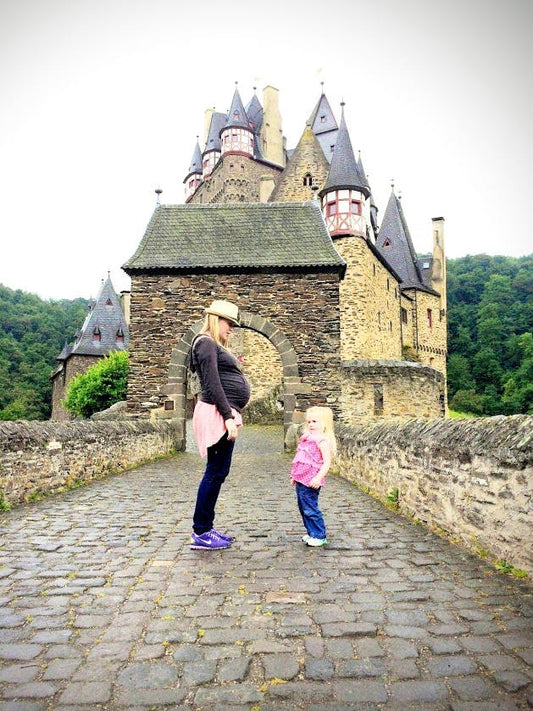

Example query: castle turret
[319,104,370,238]
[202,111,226,179]
[308,89,338,161]
[375,189,427,290]
[184,138,203,201]
[220,85,254,158]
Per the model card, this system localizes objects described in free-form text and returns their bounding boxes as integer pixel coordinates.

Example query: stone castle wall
[127,271,342,417]
[190,155,282,204]
[335,414,532,576]
[0,420,181,507]
[51,354,100,421]
[407,288,447,373]
[335,237,403,361]
[340,360,445,421]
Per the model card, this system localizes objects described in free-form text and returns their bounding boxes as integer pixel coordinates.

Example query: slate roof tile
[123,202,346,275]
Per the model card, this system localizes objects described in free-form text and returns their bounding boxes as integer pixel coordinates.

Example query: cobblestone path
[0,425,531,710]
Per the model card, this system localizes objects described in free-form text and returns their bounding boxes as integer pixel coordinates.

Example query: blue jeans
[295,482,326,539]
[193,433,235,534]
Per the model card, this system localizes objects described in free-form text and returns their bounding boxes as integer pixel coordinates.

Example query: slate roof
[204,112,226,153]
[122,202,346,276]
[223,87,250,131]
[321,109,370,197]
[376,192,437,293]
[307,92,339,163]
[60,276,130,358]
[245,93,263,133]
[185,139,202,180]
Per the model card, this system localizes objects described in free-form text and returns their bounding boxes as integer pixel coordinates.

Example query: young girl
[290,406,337,547]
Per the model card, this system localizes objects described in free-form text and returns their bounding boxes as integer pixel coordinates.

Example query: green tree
[63,351,129,418]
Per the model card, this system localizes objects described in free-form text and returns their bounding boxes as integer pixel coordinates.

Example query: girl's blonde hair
[200,313,228,347]
[306,406,337,455]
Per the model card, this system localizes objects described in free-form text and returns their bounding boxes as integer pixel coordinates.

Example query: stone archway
[165,310,311,451]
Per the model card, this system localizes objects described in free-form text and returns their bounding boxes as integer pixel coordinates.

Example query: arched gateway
[166,311,309,450]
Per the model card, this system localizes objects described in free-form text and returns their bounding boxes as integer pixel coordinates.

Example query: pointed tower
[375,189,427,289]
[184,138,203,201]
[308,89,339,161]
[220,84,254,158]
[202,112,226,179]
[50,275,130,420]
[319,104,370,238]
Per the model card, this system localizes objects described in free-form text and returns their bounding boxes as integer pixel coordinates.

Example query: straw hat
[204,299,240,326]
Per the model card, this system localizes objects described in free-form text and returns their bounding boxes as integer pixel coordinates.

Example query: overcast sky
[1,0,531,301]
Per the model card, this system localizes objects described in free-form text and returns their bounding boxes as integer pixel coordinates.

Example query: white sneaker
[301,534,311,543]
[306,537,327,547]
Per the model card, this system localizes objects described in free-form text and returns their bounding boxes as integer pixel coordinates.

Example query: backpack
[186,334,210,402]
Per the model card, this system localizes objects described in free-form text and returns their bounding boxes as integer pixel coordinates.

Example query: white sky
[1,0,531,301]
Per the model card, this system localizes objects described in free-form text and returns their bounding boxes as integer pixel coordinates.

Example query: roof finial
[398,190,402,201]
[155,187,163,205]
[391,179,395,193]
[320,80,324,93]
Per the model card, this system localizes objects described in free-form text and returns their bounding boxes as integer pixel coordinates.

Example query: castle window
[389,321,393,331]
[373,264,376,276]
[401,307,408,324]
[303,173,313,187]
[386,278,390,291]
[229,164,234,172]
[325,199,337,217]
[427,308,433,328]
[92,327,101,343]
[350,200,361,215]
[116,328,124,343]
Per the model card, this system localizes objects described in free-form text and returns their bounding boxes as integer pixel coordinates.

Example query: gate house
[122,201,347,442]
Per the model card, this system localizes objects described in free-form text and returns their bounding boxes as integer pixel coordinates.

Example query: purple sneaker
[190,530,231,550]
[212,528,235,542]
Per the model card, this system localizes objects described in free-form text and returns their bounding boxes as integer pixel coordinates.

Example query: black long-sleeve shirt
[192,335,251,420]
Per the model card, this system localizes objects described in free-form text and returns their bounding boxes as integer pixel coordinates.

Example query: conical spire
[223,84,250,131]
[187,139,202,176]
[245,90,263,133]
[204,113,226,152]
[321,105,369,197]
[308,91,338,135]
[69,275,130,357]
[376,190,426,289]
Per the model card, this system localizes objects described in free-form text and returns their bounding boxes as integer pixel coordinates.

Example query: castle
[122,83,447,440]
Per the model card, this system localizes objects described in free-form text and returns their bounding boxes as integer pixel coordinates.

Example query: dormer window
[116,328,124,343]
[383,239,391,247]
[92,327,101,343]
[105,298,113,306]
[233,111,240,120]
[320,114,326,123]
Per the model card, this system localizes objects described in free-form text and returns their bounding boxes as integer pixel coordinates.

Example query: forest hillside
[0,253,531,420]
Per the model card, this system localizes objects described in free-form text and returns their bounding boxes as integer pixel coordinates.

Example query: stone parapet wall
[336,414,532,575]
[341,360,445,420]
[0,420,181,508]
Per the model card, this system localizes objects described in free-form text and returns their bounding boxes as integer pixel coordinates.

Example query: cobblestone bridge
[0,425,531,710]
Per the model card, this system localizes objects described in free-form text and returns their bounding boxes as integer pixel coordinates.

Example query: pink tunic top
[193,400,243,458]
[290,433,331,487]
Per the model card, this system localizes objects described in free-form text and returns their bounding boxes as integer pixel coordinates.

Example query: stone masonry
[0,425,531,709]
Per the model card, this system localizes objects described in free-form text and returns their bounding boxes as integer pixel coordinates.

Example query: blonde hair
[305,406,337,455]
[200,313,228,347]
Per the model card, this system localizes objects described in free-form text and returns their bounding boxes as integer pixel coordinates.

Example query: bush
[63,351,129,418]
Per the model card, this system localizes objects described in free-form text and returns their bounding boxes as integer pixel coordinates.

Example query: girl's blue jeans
[193,433,235,534]
[295,482,326,539]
